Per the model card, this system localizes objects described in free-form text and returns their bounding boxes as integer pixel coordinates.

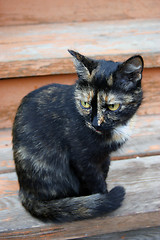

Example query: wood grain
[81,227,160,239]
[0,19,160,79]
[140,68,160,116]
[0,155,160,239]
[0,114,160,173]
[0,68,160,129]
[112,114,160,160]
[0,74,76,128]
[0,0,160,26]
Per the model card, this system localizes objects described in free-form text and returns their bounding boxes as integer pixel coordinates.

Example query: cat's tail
[20,186,125,222]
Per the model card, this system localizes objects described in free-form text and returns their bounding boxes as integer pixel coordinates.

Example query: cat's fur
[12,50,143,222]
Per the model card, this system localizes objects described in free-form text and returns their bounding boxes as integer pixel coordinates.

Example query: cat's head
[69,50,143,141]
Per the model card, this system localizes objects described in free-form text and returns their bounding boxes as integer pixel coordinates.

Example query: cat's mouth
[95,129,102,134]
[86,122,103,134]
[93,125,117,136]
[94,127,103,134]
[91,125,105,135]
[86,121,114,135]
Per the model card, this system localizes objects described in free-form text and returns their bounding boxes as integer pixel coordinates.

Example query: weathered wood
[0,74,76,128]
[0,67,160,128]
[80,227,160,239]
[112,114,160,160]
[0,146,13,174]
[0,114,160,173]
[0,19,160,79]
[0,155,160,238]
[140,68,160,116]
[0,127,13,173]
[0,0,160,26]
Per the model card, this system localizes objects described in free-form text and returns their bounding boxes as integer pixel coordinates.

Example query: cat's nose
[92,116,103,132]
[92,116,99,128]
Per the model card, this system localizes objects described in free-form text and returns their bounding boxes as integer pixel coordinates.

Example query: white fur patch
[112,124,131,144]
[111,116,136,145]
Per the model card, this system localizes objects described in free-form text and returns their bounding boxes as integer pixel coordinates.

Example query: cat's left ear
[68,50,98,80]
[122,55,144,78]
[117,55,144,90]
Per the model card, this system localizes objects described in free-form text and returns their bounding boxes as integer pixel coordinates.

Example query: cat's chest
[70,130,109,162]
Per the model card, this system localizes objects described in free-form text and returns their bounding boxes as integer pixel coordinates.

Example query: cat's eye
[108,103,120,111]
[80,101,91,109]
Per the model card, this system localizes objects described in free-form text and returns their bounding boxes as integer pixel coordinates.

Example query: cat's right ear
[68,50,98,81]
[116,55,144,91]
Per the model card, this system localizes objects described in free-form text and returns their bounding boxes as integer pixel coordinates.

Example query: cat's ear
[122,55,144,79]
[117,55,144,90]
[68,50,98,80]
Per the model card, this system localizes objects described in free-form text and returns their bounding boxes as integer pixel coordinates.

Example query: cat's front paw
[108,186,125,210]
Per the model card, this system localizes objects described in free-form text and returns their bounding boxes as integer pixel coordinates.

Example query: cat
[12,50,143,222]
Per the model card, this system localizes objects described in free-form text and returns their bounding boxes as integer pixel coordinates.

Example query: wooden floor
[0,113,160,239]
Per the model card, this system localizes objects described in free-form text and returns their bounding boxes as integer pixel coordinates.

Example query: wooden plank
[0,155,160,239]
[0,19,160,79]
[0,66,160,128]
[0,128,13,174]
[112,114,160,160]
[78,227,160,239]
[140,68,160,116]
[0,0,160,26]
[0,114,160,173]
[0,74,76,129]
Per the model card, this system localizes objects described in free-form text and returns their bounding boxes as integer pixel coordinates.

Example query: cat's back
[13,83,75,143]
[15,83,74,117]
[21,83,73,107]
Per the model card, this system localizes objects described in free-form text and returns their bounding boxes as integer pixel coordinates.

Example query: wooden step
[79,228,160,240]
[1,0,160,26]
[0,19,160,79]
[1,67,160,128]
[0,155,160,238]
[0,18,160,128]
[1,114,160,173]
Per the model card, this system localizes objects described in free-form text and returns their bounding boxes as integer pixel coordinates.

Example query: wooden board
[0,128,13,174]
[0,19,160,79]
[80,227,160,239]
[0,74,76,129]
[0,155,160,239]
[0,0,160,26]
[0,67,160,128]
[140,68,160,116]
[0,114,160,173]
[112,114,160,159]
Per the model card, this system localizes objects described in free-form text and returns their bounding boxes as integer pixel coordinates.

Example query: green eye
[108,103,120,111]
[80,101,91,109]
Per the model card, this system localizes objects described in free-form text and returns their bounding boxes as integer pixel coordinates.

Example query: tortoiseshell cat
[12,50,143,222]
